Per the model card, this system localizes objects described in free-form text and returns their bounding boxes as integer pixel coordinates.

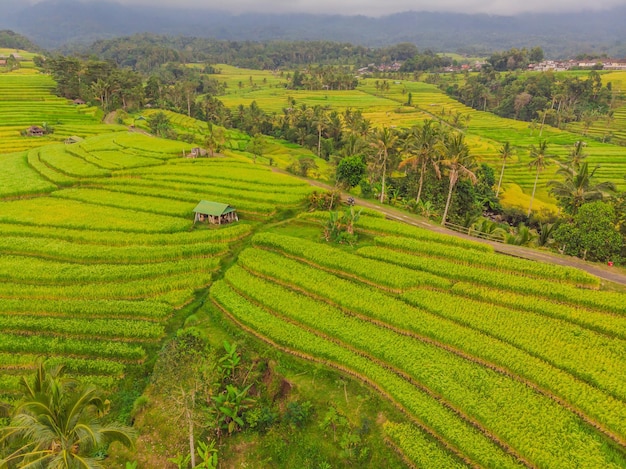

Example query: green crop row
[109,174,308,206]
[451,282,626,340]
[0,353,125,377]
[39,145,110,178]
[298,211,492,252]
[0,152,56,198]
[26,148,76,185]
[0,254,220,283]
[0,298,171,321]
[225,265,625,469]
[65,145,162,170]
[0,332,145,361]
[401,289,626,402]
[89,180,277,215]
[0,197,191,233]
[122,161,307,186]
[113,133,188,155]
[64,145,119,170]
[0,314,163,340]
[374,236,599,287]
[237,247,626,439]
[0,221,252,246]
[384,422,469,469]
[210,280,522,469]
[358,246,626,314]
[138,172,315,197]
[0,235,226,264]
[51,188,199,218]
[252,232,451,291]
[0,271,213,301]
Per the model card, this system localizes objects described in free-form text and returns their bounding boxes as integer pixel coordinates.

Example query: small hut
[26,126,45,137]
[64,136,83,144]
[72,98,86,105]
[193,200,238,225]
[189,147,208,158]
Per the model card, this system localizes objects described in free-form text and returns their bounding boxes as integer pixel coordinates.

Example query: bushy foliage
[553,201,622,262]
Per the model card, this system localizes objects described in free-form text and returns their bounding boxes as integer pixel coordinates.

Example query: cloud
[116,0,626,16]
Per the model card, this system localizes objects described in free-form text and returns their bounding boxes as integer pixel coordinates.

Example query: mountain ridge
[1,0,625,57]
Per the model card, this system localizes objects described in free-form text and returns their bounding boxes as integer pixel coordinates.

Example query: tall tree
[568,140,588,169]
[398,119,441,204]
[0,363,134,468]
[438,132,477,225]
[495,141,515,197]
[527,140,552,217]
[368,126,399,203]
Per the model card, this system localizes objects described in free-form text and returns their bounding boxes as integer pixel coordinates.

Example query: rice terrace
[2,19,626,469]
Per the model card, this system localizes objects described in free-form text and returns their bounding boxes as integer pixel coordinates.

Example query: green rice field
[212,213,626,468]
[211,65,626,211]
[0,130,316,396]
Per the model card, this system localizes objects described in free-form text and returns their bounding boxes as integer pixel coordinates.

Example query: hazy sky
[113,0,626,16]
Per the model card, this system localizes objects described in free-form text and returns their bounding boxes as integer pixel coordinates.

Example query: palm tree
[438,132,477,226]
[527,140,552,217]
[495,141,515,197]
[398,119,441,204]
[369,126,398,203]
[312,107,328,158]
[0,363,135,468]
[568,140,588,169]
[548,161,615,215]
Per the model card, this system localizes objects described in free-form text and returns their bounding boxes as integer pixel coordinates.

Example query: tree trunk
[496,160,506,197]
[188,408,196,468]
[528,168,540,216]
[318,126,322,157]
[416,159,426,204]
[441,174,455,226]
[379,151,387,203]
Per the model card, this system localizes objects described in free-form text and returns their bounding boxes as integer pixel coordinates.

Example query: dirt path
[290,172,626,286]
[103,111,117,125]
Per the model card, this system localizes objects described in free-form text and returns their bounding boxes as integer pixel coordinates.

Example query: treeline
[65,35,456,73]
[0,30,42,53]
[486,47,545,71]
[38,56,225,114]
[445,68,614,129]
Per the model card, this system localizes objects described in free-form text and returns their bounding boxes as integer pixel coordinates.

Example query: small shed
[193,200,238,225]
[72,98,86,105]
[64,136,83,144]
[27,125,45,137]
[189,147,208,158]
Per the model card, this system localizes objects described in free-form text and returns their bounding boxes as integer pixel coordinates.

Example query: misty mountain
[4,0,626,57]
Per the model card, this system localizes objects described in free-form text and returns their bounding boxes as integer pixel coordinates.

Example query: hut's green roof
[193,200,236,216]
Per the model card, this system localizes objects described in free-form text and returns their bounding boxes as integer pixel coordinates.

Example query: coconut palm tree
[368,126,399,203]
[398,119,442,204]
[527,140,552,217]
[548,161,615,215]
[437,132,477,226]
[567,140,588,169]
[0,363,135,469]
[495,141,515,197]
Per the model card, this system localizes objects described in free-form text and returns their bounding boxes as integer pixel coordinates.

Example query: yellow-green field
[211,65,626,210]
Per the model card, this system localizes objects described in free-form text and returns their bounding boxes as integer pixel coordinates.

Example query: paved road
[299,174,626,287]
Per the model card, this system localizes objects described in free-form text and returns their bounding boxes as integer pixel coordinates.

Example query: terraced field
[0,72,125,154]
[0,131,316,396]
[212,212,626,468]
[212,66,626,211]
